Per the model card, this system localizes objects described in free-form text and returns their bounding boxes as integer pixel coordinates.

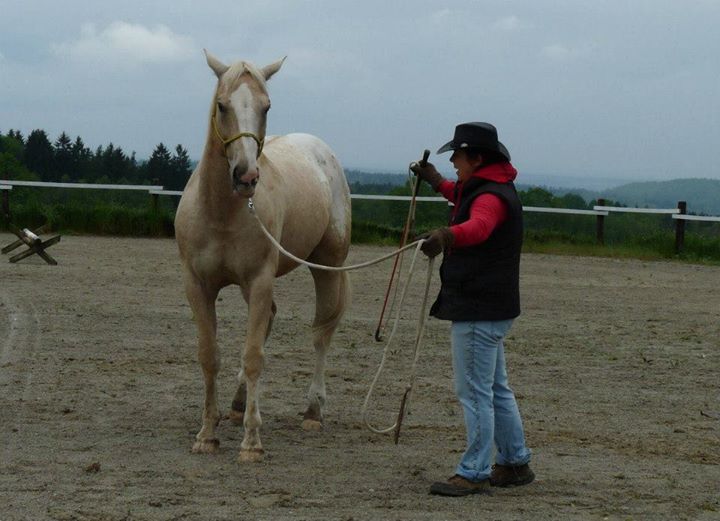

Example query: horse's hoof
[238,448,264,463]
[301,419,323,432]
[192,438,220,454]
[227,409,244,425]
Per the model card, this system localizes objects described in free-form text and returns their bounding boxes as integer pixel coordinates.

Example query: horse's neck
[195,143,248,223]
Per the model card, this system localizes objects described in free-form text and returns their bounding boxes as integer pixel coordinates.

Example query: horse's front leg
[238,273,274,463]
[184,276,221,454]
[229,299,276,426]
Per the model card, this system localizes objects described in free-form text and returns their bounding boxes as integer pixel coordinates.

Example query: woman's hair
[466,148,506,165]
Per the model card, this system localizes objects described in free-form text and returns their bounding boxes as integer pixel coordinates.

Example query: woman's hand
[410,161,444,190]
[416,227,454,257]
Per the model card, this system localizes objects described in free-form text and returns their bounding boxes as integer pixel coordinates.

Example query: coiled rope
[247,197,434,441]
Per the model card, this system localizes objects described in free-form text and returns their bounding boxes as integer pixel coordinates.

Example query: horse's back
[265,133,345,187]
[263,132,350,234]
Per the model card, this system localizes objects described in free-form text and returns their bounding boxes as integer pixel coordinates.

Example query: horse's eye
[217,102,227,113]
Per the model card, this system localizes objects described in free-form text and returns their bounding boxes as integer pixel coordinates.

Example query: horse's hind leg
[230,297,276,425]
[303,268,349,431]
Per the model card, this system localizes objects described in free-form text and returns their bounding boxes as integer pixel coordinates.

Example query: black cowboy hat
[437,122,511,161]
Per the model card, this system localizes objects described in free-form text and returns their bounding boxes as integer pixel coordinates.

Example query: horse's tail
[311,270,350,347]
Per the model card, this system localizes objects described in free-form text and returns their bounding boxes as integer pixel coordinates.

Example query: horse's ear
[204,49,229,78]
[262,57,286,81]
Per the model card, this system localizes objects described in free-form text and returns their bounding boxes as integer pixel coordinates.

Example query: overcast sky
[1,0,719,181]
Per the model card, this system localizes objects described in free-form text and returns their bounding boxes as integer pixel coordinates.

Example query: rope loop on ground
[247,198,433,439]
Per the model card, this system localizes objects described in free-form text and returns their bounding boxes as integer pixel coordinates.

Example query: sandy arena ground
[0,232,718,520]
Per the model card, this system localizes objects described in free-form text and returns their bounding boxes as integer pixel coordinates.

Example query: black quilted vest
[429,177,523,321]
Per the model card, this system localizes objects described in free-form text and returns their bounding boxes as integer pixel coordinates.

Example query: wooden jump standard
[1,224,61,265]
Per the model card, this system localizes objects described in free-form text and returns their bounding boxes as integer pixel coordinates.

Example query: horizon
[342,167,718,192]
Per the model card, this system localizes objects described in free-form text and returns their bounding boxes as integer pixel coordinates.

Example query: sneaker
[429,475,492,497]
[489,464,535,487]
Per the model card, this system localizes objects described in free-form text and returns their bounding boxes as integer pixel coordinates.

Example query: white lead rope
[248,199,423,270]
[360,246,434,435]
[247,198,434,438]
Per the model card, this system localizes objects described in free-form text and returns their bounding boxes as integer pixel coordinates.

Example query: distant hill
[599,178,720,215]
[517,173,629,191]
[518,178,720,215]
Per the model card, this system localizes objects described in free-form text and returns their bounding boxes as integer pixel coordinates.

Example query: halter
[211,103,264,158]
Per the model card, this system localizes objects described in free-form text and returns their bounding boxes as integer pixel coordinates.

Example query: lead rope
[361,246,434,440]
[247,198,434,442]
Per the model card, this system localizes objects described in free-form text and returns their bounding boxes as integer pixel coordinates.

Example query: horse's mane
[224,61,268,88]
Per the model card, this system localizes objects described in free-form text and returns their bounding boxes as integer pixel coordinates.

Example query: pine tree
[7,129,25,145]
[54,131,74,182]
[169,144,192,190]
[24,129,54,181]
[86,145,105,182]
[147,142,173,187]
[71,136,92,182]
[103,143,133,183]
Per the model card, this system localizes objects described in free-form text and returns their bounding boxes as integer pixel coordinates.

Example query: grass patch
[2,200,175,237]
[350,221,403,245]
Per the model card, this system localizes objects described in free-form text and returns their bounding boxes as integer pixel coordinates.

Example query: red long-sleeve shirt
[435,162,518,247]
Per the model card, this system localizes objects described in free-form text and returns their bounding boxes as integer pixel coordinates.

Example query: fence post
[596,198,605,245]
[1,189,9,220]
[675,200,686,254]
[152,193,159,213]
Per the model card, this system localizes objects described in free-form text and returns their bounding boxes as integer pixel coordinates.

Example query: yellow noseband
[211,103,264,159]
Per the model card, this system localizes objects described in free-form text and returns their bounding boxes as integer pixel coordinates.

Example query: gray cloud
[1,0,719,181]
[51,22,196,65]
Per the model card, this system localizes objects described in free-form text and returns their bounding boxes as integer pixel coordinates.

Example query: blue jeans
[451,319,531,481]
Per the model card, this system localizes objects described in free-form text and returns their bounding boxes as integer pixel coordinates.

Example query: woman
[411,122,534,497]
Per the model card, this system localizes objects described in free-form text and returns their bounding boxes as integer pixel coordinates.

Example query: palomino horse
[175,51,351,462]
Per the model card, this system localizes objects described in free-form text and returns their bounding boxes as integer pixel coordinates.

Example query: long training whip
[374,149,430,342]
[247,192,434,443]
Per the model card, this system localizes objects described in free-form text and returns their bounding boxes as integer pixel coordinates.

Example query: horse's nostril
[232,166,243,181]
[242,169,259,184]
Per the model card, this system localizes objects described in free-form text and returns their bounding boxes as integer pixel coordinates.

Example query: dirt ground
[1,232,718,521]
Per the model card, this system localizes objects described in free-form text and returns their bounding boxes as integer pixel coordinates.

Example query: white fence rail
[593,205,680,215]
[673,214,720,222]
[149,189,183,196]
[0,180,163,191]
[2,181,720,253]
[525,206,608,216]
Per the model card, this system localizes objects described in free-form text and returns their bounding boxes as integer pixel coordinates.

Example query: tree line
[0,128,192,191]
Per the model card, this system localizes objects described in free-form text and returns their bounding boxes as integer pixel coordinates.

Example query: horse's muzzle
[232,168,259,195]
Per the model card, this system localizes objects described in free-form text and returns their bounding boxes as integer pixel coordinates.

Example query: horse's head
[205,50,285,197]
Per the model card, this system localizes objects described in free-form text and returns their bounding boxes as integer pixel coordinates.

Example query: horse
[174,51,351,462]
